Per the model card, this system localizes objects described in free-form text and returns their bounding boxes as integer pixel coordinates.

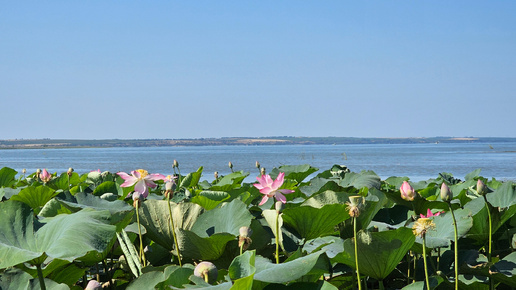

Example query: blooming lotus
[254,172,294,206]
[400,181,415,201]
[118,169,166,198]
[420,208,443,218]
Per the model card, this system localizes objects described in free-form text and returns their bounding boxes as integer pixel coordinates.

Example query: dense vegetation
[0,164,515,289]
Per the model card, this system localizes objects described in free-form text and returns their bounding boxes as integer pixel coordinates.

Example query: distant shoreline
[1,137,515,150]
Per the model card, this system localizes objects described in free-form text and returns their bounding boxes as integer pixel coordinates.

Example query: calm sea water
[1,142,515,182]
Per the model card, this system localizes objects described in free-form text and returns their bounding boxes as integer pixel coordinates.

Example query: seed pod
[194,261,218,284]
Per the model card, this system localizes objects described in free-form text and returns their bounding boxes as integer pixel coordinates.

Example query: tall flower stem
[135,203,146,266]
[36,264,46,290]
[482,195,492,262]
[275,211,280,264]
[354,217,362,290]
[422,235,431,290]
[166,196,182,266]
[448,204,459,290]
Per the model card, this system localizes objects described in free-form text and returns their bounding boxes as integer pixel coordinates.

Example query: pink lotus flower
[254,172,295,206]
[400,181,415,201]
[40,169,52,183]
[420,208,443,219]
[118,169,166,198]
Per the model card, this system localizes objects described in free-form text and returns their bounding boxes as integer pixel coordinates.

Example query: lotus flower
[40,169,52,183]
[420,208,443,218]
[254,172,294,206]
[400,181,415,201]
[118,169,166,198]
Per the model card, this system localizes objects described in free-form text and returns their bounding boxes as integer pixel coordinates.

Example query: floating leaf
[339,170,381,190]
[270,164,318,184]
[191,191,230,210]
[253,250,324,283]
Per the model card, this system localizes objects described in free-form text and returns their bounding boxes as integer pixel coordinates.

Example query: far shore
[1,137,515,150]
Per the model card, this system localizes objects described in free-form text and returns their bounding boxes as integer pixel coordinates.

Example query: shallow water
[1,142,515,181]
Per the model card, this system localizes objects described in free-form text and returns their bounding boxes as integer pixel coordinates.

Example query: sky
[1,1,515,139]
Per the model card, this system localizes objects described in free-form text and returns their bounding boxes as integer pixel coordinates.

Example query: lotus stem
[379,280,385,290]
[482,195,492,262]
[422,235,431,290]
[166,196,182,266]
[354,217,362,290]
[176,167,182,187]
[36,264,46,290]
[135,203,146,266]
[447,203,459,290]
[275,210,280,264]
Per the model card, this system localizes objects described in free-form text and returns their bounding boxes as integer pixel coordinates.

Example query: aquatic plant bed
[0,164,515,289]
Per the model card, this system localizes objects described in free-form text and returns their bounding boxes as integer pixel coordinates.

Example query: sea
[1,142,515,182]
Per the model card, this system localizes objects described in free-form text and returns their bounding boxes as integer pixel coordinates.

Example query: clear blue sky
[1,1,515,139]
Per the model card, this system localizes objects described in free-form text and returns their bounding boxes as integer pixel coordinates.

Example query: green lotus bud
[67,167,74,176]
[255,161,260,168]
[477,179,487,195]
[173,159,179,168]
[214,171,219,180]
[440,183,452,202]
[228,161,233,169]
[260,167,266,176]
[194,261,218,284]
[22,168,26,174]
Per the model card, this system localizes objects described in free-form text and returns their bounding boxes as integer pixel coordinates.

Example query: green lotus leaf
[51,172,80,191]
[0,200,116,268]
[282,204,349,240]
[158,265,195,289]
[191,191,230,210]
[301,190,351,207]
[9,185,59,214]
[0,268,68,290]
[487,181,516,208]
[191,199,253,238]
[419,208,473,248]
[466,197,516,243]
[490,252,516,287]
[228,250,256,289]
[339,170,381,190]
[253,250,324,283]
[92,180,120,196]
[270,164,318,184]
[0,167,17,187]
[138,200,204,251]
[0,187,20,200]
[177,229,235,260]
[333,227,416,281]
[209,171,249,191]
[180,166,203,188]
[264,281,339,289]
[301,178,347,198]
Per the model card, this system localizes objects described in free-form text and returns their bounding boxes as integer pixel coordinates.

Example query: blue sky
[1,1,515,139]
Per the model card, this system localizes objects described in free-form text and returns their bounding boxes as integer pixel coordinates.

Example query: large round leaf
[0,200,116,268]
[191,199,253,238]
[282,204,349,240]
[334,227,416,280]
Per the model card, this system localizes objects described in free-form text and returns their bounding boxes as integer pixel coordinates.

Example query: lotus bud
[347,195,365,218]
[440,183,452,202]
[477,179,487,196]
[164,179,176,199]
[255,161,260,168]
[22,168,26,174]
[173,159,179,168]
[214,171,219,180]
[67,167,74,176]
[40,169,52,183]
[85,280,102,290]
[228,161,233,169]
[400,181,415,201]
[194,261,218,284]
[275,200,285,213]
[132,191,142,207]
[36,168,41,179]
[238,226,253,250]
[260,167,266,176]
